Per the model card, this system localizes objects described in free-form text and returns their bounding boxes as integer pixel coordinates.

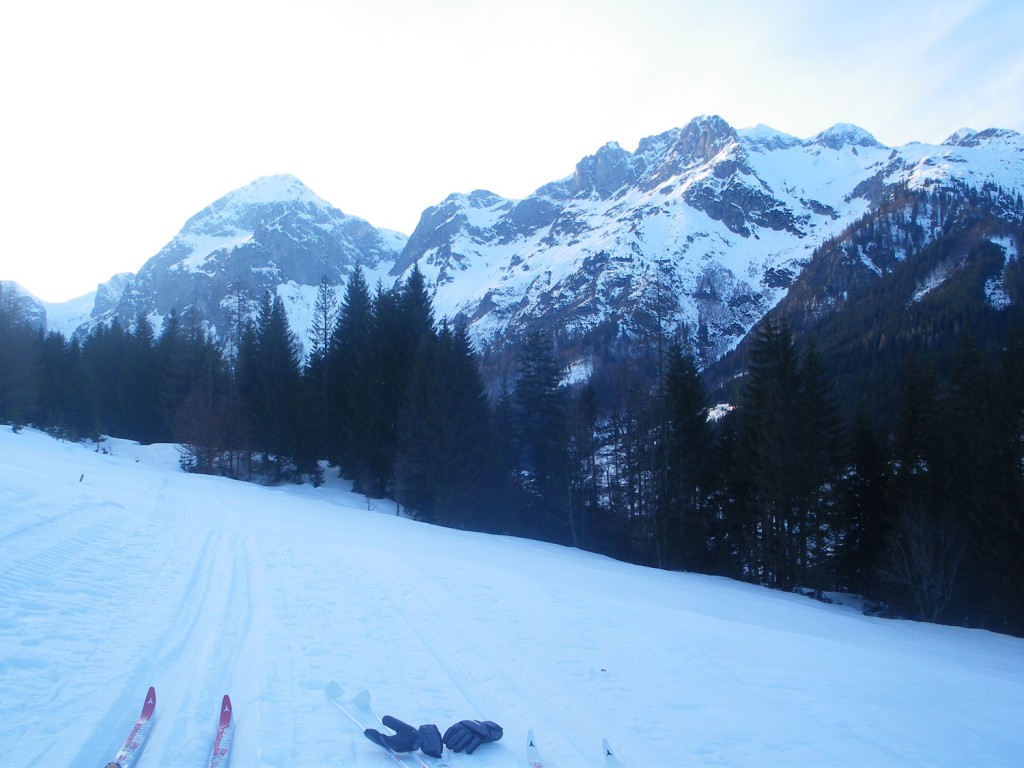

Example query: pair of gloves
[365,716,503,758]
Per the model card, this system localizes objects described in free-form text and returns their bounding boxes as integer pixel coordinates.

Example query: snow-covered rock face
[82,175,408,352]
[398,116,1023,365]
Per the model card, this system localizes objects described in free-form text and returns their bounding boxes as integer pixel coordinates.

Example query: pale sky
[2,0,1022,303]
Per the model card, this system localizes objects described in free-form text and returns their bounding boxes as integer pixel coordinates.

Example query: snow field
[1,427,1023,767]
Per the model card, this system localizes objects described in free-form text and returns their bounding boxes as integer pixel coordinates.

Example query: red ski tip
[219,695,233,727]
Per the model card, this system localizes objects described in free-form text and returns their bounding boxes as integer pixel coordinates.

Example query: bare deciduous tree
[878,505,966,621]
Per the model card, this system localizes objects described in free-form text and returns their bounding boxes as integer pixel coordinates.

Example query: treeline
[2,277,1022,635]
[0,270,510,528]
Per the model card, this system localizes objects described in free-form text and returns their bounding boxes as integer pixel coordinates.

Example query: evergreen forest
[2,261,1023,637]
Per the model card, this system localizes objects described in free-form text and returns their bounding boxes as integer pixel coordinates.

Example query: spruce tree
[307,275,339,460]
[836,413,892,598]
[121,313,162,443]
[662,342,714,571]
[795,340,845,593]
[328,265,376,487]
[236,292,303,481]
[737,317,803,589]
[513,331,570,542]
[396,320,501,529]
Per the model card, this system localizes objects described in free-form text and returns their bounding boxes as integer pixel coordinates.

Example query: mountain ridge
[11,116,1023,373]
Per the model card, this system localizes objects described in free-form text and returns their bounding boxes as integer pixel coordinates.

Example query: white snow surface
[42,292,96,337]
[2,427,1022,767]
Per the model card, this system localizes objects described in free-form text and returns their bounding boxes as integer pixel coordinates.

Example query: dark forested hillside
[707,182,1024,421]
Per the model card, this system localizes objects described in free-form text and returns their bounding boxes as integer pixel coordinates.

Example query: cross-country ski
[206,695,234,768]
[526,730,543,768]
[602,738,624,767]
[104,687,155,768]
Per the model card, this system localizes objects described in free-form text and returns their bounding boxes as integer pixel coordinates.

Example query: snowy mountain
[77,174,407,353]
[396,116,1024,368]
[35,118,1024,373]
[3,425,1023,767]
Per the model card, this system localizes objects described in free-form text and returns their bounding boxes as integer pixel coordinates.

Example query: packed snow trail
[2,427,1024,766]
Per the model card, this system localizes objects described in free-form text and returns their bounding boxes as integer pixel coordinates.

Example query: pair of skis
[105,687,233,768]
[528,729,625,767]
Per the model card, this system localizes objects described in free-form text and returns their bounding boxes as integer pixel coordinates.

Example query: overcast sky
[2,0,1022,303]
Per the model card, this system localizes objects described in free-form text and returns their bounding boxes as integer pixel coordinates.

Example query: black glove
[364,716,419,753]
[365,717,444,758]
[416,723,443,758]
[443,720,503,754]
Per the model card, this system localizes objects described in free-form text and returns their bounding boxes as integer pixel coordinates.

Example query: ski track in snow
[2,428,1024,767]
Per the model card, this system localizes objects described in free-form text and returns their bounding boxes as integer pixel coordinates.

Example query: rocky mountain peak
[570,141,632,200]
[944,127,1022,148]
[811,123,883,150]
[944,127,978,146]
[179,174,340,238]
[671,114,740,162]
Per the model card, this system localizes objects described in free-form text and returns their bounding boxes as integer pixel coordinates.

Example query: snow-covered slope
[41,278,129,338]
[2,425,1022,767]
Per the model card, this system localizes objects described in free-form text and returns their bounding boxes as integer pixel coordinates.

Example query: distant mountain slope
[0,281,48,331]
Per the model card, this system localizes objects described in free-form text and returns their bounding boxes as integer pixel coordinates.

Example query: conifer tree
[175,339,233,476]
[156,308,187,440]
[513,331,570,542]
[37,330,73,430]
[737,317,804,588]
[881,354,965,621]
[364,282,403,496]
[662,342,714,570]
[328,265,376,484]
[794,340,845,592]
[120,313,163,443]
[836,413,892,597]
[83,319,128,438]
[986,327,1024,632]
[307,275,339,459]
[0,284,41,426]
[396,320,501,529]
[236,292,303,481]
[565,381,599,550]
